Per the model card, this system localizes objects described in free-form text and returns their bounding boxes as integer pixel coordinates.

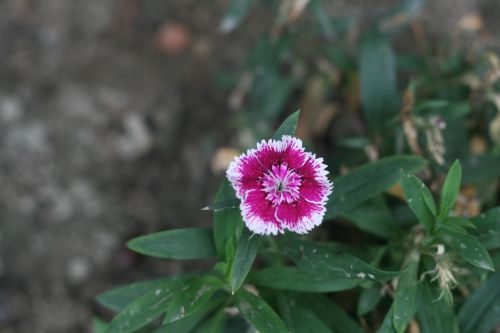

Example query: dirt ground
[0,0,499,332]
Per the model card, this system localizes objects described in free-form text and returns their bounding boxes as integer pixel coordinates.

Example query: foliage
[95,1,500,332]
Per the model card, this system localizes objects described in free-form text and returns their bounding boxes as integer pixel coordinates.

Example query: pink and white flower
[227,135,333,235]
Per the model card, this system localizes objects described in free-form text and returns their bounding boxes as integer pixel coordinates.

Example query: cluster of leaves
[95,111,500,333]
[94,0,500,332]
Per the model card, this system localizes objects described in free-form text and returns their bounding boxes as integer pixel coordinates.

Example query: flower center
[262,164,301,205]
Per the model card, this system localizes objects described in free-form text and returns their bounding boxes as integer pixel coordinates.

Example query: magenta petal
[296,156,317,179]
[275,200,325,234]
[241,190,281,235]
[255,144,282,170]
[236,152,265,179]
[255,136,306,170]
[280,136,307,169]
[227,151,264,198]
[300,179,328,203]
[238,177,261,196]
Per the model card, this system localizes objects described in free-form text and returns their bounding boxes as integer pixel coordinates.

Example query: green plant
[95,111,500,333]
[94,1,500,332]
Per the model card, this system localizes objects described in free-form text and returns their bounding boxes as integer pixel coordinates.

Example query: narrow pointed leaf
[191,309,227,333]
[357,287,382,316]
[459,271,500,333]
[417,282,459,333]
[360,31,397,132]
[326,155,428,218]
[377,306,396,333]
[163,277,221,324]
[93,318,108,333]
[400,171,435,232]
[213,179,244,260]
[250,266,357,292]
[393,253,421,333]
[154,296,223,333]
[446,216,476,230]
[297,294,365,333]
[127,227,216,260]
[439,160,462,218]
[283,238,399,281]
[440,230,494,271]
[470,207,500,249]
[235,289,289,333]
[204,198,240,211]
[272,110,300,139]
[230,228,259,294]
[441,223,467,235]
[104,277,194,333]
[277,294,331,333]
[96,277,178,311]
[343,198,399,239]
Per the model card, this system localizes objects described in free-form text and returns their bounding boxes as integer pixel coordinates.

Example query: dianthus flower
[227,135,332,235]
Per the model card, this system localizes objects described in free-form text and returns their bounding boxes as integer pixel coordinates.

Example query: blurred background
[1,0,499,332]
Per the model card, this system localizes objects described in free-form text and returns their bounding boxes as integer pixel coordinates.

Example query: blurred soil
[0,0,499,332]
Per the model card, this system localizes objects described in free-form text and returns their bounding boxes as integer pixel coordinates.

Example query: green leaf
[422,188,438,217]
[127,227,216,260]
[235,289,289,333]
[96,277,174,312]
[283,238,399,282]
[377,306,396,333]
[223,316,250,332]
[393,253,421,333]
[342,198,399,239]
[93,318,108,333]
[417,282,459,333]
[272,110,300,140]
[213,180,244,261]
[357,287,382,316]
[297,294,365,333]
[310,1,335,40]
[360,31,397,132]
[230,228,259,294]
[326,155,428,218]
[258,79,295,125]
[276,294,331,333]
[439,160,462,218]
[203,198,240,211]
[440,230,494,271]
[250,266,357,292]
[104,277,194,333]
[163,276,222,324]
[155,296,223,333]
[400,171,435,233]
[413,99,449,113]
[292,308,330,333]
[337,136,371,149]
[446,216,476,230]
[461,154,500,184]
[441,222,467,235]
[191,309,227,333]
[220,0,253,33]
[459,271,500,333]
[471,207,500,249]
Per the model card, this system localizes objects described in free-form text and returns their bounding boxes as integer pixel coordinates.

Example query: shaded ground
[0,0,499,332]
